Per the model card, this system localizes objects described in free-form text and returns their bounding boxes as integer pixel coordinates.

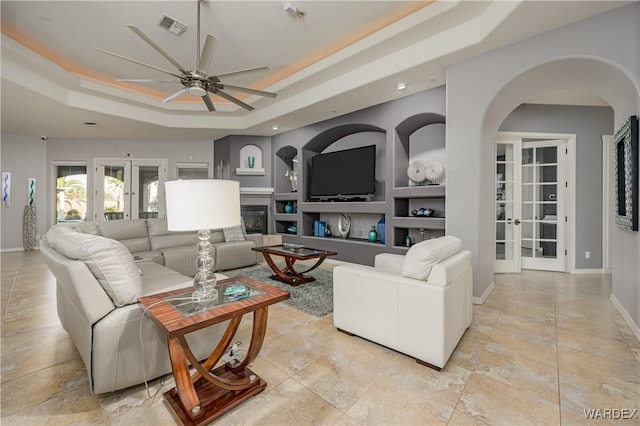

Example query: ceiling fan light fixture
[188,81,207,96]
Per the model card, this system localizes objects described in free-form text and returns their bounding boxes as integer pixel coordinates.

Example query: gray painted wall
[446,3,639,329]
[0,134,48,250]
[0,136,215,249]
[500,103,614,269]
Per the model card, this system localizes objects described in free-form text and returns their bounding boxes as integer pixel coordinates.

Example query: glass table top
[164,281,264,317]
[254,244,331,257]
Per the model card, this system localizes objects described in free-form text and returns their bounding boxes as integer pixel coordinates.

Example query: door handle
[506,218,521,225]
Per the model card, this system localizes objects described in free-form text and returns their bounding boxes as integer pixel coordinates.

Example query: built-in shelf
[393,185,445,198]
[274,192,298,200]
[393,216,445,230]
[236,168,265,176]
[300,235,384,247]
[240,187,274,195]
[300,201,386,214]
[274,213,297,221]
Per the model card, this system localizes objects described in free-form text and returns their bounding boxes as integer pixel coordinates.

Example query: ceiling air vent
[156,14,188,36]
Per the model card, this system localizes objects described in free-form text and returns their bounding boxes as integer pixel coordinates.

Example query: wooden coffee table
[252,244,337,286]
[137,276,289,426]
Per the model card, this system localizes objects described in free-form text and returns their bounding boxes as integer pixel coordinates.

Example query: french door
[495,137,567,272]
[93,158,167,221]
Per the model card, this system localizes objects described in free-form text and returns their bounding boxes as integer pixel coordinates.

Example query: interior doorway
[494,132,576,273]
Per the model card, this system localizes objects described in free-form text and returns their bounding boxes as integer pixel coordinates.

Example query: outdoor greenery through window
[56,164,87,222]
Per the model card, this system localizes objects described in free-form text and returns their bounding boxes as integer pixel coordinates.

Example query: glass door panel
[55,163,87,223]
[134,164,160,219]
[521,142,565,271]
[495,139,522,272]
[102,164,128,220]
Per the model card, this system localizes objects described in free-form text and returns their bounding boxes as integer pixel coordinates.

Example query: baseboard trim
[473,281,494,305]
[573,268,609,274]
[0,247,30,253]
[610,294,640,343]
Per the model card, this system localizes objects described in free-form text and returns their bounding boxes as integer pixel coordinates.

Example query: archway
[480,57,639,317]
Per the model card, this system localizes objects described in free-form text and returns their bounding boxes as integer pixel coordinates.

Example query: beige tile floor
[1,251,639,425]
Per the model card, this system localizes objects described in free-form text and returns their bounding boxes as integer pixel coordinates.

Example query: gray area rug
[222,264,333,317]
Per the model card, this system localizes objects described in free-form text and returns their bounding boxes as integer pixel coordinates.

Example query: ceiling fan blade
[163,88,190,103]
[116,79,177,83]
[94,47,182,79]
[217,84,277,98]
[127,25,189,74]
[215,66,269,80]
[213,89,254,111]
[198,34,219,74]
[201,94,216,112]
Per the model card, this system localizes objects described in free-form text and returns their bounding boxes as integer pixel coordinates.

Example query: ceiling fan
[94,0,276,112]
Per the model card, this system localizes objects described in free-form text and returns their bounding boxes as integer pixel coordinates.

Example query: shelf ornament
[407,160,443,186]
[337,214,350,239]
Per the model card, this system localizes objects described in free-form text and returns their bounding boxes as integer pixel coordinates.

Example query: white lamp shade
[165,179,241,231]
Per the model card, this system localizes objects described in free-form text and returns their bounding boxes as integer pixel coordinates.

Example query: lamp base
[192,271,218,304]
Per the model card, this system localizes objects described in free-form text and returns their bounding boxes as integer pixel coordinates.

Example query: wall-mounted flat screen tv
[309,144,376,200]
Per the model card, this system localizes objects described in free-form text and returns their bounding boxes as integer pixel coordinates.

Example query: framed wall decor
[614,115,638,231]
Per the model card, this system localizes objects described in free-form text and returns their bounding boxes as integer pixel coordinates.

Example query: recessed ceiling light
[272,125,279,131]
[396,82,407,90]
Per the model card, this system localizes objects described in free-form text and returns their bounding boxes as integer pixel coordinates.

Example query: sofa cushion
[76,221,102,235]
[46,226,143,307]
[97,219,151,254]
[401,236,462,281]
[146,218,198,251]
[223,226,245,242]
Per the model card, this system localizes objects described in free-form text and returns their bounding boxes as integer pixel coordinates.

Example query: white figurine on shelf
[284,170,298,192]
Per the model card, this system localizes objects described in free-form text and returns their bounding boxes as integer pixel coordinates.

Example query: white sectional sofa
[39,219,262,393]
[333,236,472,370]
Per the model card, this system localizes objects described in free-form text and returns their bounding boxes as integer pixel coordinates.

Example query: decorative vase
[248,156,255,168]
[284,202,293,213]
[377,214,385,244]
[368,226,378,242]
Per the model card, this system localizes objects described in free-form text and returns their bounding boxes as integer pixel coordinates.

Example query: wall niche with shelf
[391,113,446,248]
[236,144,265,175]
[274,146,298,194]
[302,123,386,202]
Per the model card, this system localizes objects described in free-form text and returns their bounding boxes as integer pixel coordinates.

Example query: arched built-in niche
[236,144,265,175]
[391,113,447,247]
[274,145,298,194]
[302,123,386,202]
[394,113,446,188]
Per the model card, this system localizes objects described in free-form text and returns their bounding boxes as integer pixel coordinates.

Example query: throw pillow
[223,225,245,242]
[402,236,462,280]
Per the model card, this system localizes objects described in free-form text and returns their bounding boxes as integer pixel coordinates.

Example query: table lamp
[165,179,240,303]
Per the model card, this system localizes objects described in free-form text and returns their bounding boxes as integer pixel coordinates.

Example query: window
[55,163,87,223]
[176,162,209,180]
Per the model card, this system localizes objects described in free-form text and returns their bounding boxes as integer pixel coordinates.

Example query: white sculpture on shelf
[337,214,351,239]
[424,161,444,185]
[284,170,298,192]
[284,157,299,192]
[407,160,444,186]
[407,160,426,186]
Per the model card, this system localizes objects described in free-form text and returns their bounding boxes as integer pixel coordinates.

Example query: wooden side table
[138,276,289,426]
[252,244,337,286]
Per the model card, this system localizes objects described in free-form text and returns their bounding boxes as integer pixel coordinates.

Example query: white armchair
[333,236,472,370]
